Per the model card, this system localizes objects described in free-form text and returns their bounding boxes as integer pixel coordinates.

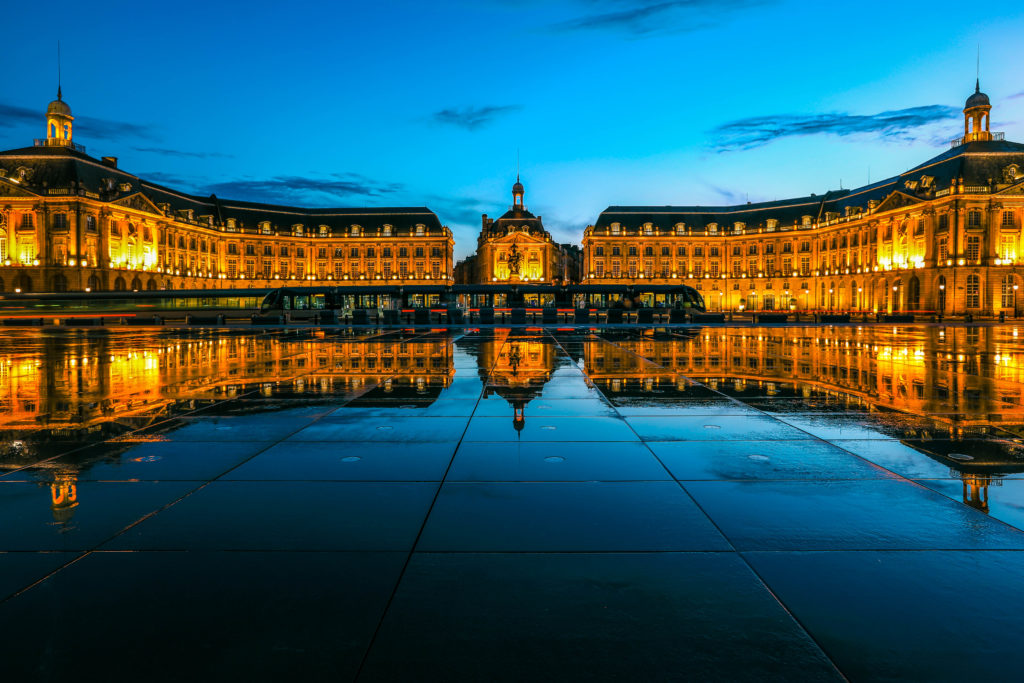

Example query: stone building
[0,91,454,293]
[582,84,1024,316]
[455,177,579,285]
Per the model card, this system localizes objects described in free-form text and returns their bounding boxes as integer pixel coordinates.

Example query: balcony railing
[950,131,1004,148]
[34,138,86,153]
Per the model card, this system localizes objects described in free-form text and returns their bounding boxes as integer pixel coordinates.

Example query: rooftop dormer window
[294,224,304,236]
[707,223,718,234]
[351,225,360,236]
[733,222,744,234]
[643,223,653,235]
[674,223,685,235]
[415,224,425,236]
[766,219,778,231]
[319,225,328,237]
[260,221,272,234]
[383,224,392,237]
[611,223,621,235]
[801,215,812,227]
[226,218,237,231]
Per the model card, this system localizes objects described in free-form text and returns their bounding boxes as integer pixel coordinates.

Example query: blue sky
[2,0,1023,258]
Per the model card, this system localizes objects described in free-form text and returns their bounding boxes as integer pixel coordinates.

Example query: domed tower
[963,80,992,143]
[512,175,525,211]
[45,87,74,147]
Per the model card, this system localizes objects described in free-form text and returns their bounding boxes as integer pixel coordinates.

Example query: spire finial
[976,45,980,92]
[57,40,62,100]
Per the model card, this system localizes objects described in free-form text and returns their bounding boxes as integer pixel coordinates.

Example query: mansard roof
[595,138,1024,233]
[0,144,444,232]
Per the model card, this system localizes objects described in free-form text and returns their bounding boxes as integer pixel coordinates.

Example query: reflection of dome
[966,82,990,109]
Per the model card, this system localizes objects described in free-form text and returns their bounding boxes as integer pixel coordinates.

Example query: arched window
[908,277,920,310]
[114,276,126,291]
[87,274,100,291]
[966,274,980,308]
[0,227,7,262]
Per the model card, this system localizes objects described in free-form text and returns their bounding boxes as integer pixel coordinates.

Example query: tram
[257,283,706,316]
[0,283,704,321]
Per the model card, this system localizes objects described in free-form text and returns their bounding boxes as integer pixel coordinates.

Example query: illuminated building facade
[583,85,1024,316]
[455,178,581,284]
[0,92,454,293]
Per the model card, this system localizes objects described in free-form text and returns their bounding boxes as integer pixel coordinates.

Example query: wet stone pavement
[4,324,1024,680]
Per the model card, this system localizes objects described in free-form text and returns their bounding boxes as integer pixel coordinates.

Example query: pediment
[873,191,920,214]
[995,179,1024,196]
[111,192,164,215]
[0,177,40,198]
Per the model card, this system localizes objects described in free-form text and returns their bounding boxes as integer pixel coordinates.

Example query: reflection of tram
[258,283,706,316]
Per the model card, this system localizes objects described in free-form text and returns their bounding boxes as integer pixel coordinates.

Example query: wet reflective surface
[5,324,1024,679]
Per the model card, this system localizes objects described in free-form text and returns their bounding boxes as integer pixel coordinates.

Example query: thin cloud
[203,173,404,205]
[709,105,959,152]
[431,105,522,131]
[550,0,770,36]
[0,100,154,140]
[703,183,746,205]
[1007,91,1024,100]
[133,147,233,159]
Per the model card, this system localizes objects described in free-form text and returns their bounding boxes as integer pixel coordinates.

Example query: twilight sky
[2,0,1023,259]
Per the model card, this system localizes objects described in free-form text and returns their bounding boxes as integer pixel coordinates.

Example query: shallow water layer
[3,324,1024,680]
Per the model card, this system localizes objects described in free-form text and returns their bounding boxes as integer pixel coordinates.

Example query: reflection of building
[585,325,1024,514]
[477,330,556,430]
[582,85,1024,316]
[0,90,454,294]
[455,178,581,284]
[0,331,456,521]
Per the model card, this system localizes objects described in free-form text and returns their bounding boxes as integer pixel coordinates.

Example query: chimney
[101,156,118,168]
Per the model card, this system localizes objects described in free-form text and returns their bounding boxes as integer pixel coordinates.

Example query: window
[383,262,392,278]
[732,245,742,256]
[1002,275,1016,309]
[415,247,425,258]
[260,222,272,234]
[280,246,289,257]
[20,213,34,229]
[710,246,720,257]
[595,262,604,277]
[245,259,255,279]
[783,257,792,274]
[383,225,392,237]
[227,260,238,278]
[319,225,328,237]
[1001,235,1016,261]
[694,246,703,257]
[1003,211,1016,228]
[245,244,256,256]
[748,258,757,274]
[677,246,687,256]
[612,246,621,256]
[334,262,344,279]
[938,214,949,231]
[297,247,305,258]
[765,257,775,274]
[415,225,425,236]
[595,246,604,256]
[709,261,719,278]
[53,213,68,230]
[263,261,272,279]
[661,246,670,256]
[280,262,289,279]
[383,247,392,258]
[86,215,97,232]
[966,235,981,261]
[643,223,653,235]
[732,260,741,277]
[800,257,810,275]
[967,210,982,228]
[782,242,792,254]
[611,261,621,278]
[644,260,653,277]
[432,262,441,279]
[644,246,654,256]
[628,246,637,257]
[966,274,980,308]
[938,238,948,262]
[264,245,273,256]
[628,261,637,278]
[227,243,239,255]
[611,223,621,235]
[399,247,408,258]
[350,247,360,258]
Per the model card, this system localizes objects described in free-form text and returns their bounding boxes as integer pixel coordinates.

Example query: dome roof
[966,81,990,109]
[47,95,71,117]
[512,179,524,194]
